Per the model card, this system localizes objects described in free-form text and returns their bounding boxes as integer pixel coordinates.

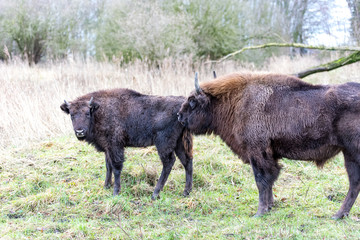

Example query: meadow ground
[0,56,360,239]
[1,135,359,239]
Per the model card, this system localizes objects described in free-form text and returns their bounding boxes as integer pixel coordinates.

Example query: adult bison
[177,72,360,219]
[61,88,193,199]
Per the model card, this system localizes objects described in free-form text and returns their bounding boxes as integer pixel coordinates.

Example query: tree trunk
[347,0,360,44]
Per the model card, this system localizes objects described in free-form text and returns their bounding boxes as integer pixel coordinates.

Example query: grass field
[1,135,359,239]
[1,56,360,239]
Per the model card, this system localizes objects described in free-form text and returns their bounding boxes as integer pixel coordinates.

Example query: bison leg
[109,148,125,196]
[332,153,360,219]
[104,152,113,189]
[175,143,193,197]
[151,152,176,200]
[250,155,281,217]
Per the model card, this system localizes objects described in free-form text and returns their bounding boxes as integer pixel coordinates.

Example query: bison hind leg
[332,152,360,219]
[250,151,281,217]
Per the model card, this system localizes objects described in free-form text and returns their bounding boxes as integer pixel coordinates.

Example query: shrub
[95,0,195,64]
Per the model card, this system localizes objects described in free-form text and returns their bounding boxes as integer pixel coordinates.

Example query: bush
[0,0,103,64]
[1,1,50,64]
[95,0,195,64]
[183,0,244,60]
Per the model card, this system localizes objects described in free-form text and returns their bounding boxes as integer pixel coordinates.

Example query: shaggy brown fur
[178,72,360,219]
[61,88,193,199]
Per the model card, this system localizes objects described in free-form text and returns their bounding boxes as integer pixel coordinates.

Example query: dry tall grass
[0,55,359,149]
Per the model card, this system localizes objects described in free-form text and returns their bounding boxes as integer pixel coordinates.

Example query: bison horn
[64,100,69,106]
[194,72,202,94]
[213,70,217,79]
[88,97,94,106]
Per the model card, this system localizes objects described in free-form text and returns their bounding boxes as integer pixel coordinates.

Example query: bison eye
[86,112,91,118]
[189,99,197,109]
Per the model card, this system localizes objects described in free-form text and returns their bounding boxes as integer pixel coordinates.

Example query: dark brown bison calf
[61,88,193,199]
[178,72,360,219]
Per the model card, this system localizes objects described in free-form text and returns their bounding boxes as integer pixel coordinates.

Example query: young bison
[177,72,360,219]
[61,88,193,199]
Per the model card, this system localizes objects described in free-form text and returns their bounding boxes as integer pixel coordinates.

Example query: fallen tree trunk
[210,42,360,79]
[212,42,360,63]
[294,51,360,78]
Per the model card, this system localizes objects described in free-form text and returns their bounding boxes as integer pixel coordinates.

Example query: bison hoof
[113,188,120,196]
[183,190,191,197]
[151,194,160,201]
[331,212,347,220]
[253,213,265,218]
[104,184,112,189]
[253,207,271,218]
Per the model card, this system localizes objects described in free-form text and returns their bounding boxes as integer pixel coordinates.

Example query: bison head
[177,72,212,134]
[60,97,99,140]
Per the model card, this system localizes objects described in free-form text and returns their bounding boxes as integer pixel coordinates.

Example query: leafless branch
[208,42,360,63]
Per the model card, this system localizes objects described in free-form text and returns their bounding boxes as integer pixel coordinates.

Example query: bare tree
[275,0,334,55]
[347,0,360,44]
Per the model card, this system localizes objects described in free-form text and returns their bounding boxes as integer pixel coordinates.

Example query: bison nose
[177,112,182,121]
[177,113,186,126]
[75,129,85,138]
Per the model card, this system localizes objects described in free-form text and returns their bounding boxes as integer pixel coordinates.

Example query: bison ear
[60,100,70,114]
[90,101,100,113]
[88,97,99,112]
[189,99,197,109]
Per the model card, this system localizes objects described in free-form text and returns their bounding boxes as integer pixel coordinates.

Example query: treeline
[0,0,359,65]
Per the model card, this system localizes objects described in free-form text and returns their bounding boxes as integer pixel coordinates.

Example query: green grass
[0,135,359,239]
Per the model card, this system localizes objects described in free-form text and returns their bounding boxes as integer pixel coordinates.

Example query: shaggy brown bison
[61,88,193,199]
[178,72,360,219]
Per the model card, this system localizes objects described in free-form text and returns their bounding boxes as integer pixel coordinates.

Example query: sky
[308,0,352,46]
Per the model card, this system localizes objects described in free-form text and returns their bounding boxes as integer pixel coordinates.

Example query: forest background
[1,0,359,65]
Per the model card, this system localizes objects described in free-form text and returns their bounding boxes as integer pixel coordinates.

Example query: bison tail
[182,128,193,159]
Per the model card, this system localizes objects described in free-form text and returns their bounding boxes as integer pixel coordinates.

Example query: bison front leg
[104,152,113,189]
[151,152,176,200]
[332,153,360,219]
[109,148,125,196]
[250,156,281,217]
